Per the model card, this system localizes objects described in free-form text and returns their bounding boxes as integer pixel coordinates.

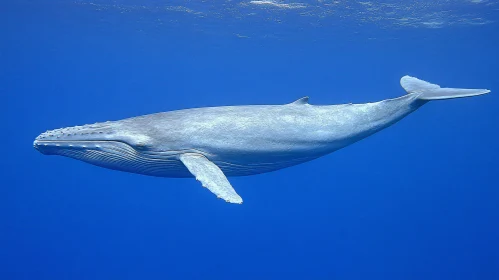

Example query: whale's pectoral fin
[179,153,243,204]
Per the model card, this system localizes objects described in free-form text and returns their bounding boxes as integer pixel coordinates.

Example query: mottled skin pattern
[33,94,425,178]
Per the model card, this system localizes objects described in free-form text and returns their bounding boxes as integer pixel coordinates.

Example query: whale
[34,76,490,204]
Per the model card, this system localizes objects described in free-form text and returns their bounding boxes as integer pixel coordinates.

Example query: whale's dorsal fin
[290,96,309,105]
[179,153,243,204]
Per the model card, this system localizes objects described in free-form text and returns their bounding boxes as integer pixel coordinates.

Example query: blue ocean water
[2,1,499,279]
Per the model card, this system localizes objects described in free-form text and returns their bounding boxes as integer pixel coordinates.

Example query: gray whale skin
[34,76,491,204]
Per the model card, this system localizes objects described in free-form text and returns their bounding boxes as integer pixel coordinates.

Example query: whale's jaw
[33,122,132,168]
[34,121,117,150]
[33,122,192,178]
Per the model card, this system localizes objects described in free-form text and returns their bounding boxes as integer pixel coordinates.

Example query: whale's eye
[135,142,150,150]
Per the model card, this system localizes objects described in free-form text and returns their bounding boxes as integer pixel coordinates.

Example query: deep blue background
[2,1,498,279]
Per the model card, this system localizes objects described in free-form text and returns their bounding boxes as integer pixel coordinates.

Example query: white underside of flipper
[179,153,243,204]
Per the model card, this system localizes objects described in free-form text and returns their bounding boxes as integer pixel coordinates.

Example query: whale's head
[34,119,153,153]
[33,118,177,175]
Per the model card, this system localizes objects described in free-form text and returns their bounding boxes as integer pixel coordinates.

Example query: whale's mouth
[33,140,133,155]
[33,139,147,170]
[33,138,192,177]
[33,121,130,155]
[33,123,195,177]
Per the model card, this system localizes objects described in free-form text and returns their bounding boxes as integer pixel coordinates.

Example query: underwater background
[2,1,499,279]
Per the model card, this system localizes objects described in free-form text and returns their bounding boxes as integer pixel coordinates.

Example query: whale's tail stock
[400,76,490,100]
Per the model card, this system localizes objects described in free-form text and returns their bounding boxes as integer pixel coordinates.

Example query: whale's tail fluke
[401,76,490,100]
